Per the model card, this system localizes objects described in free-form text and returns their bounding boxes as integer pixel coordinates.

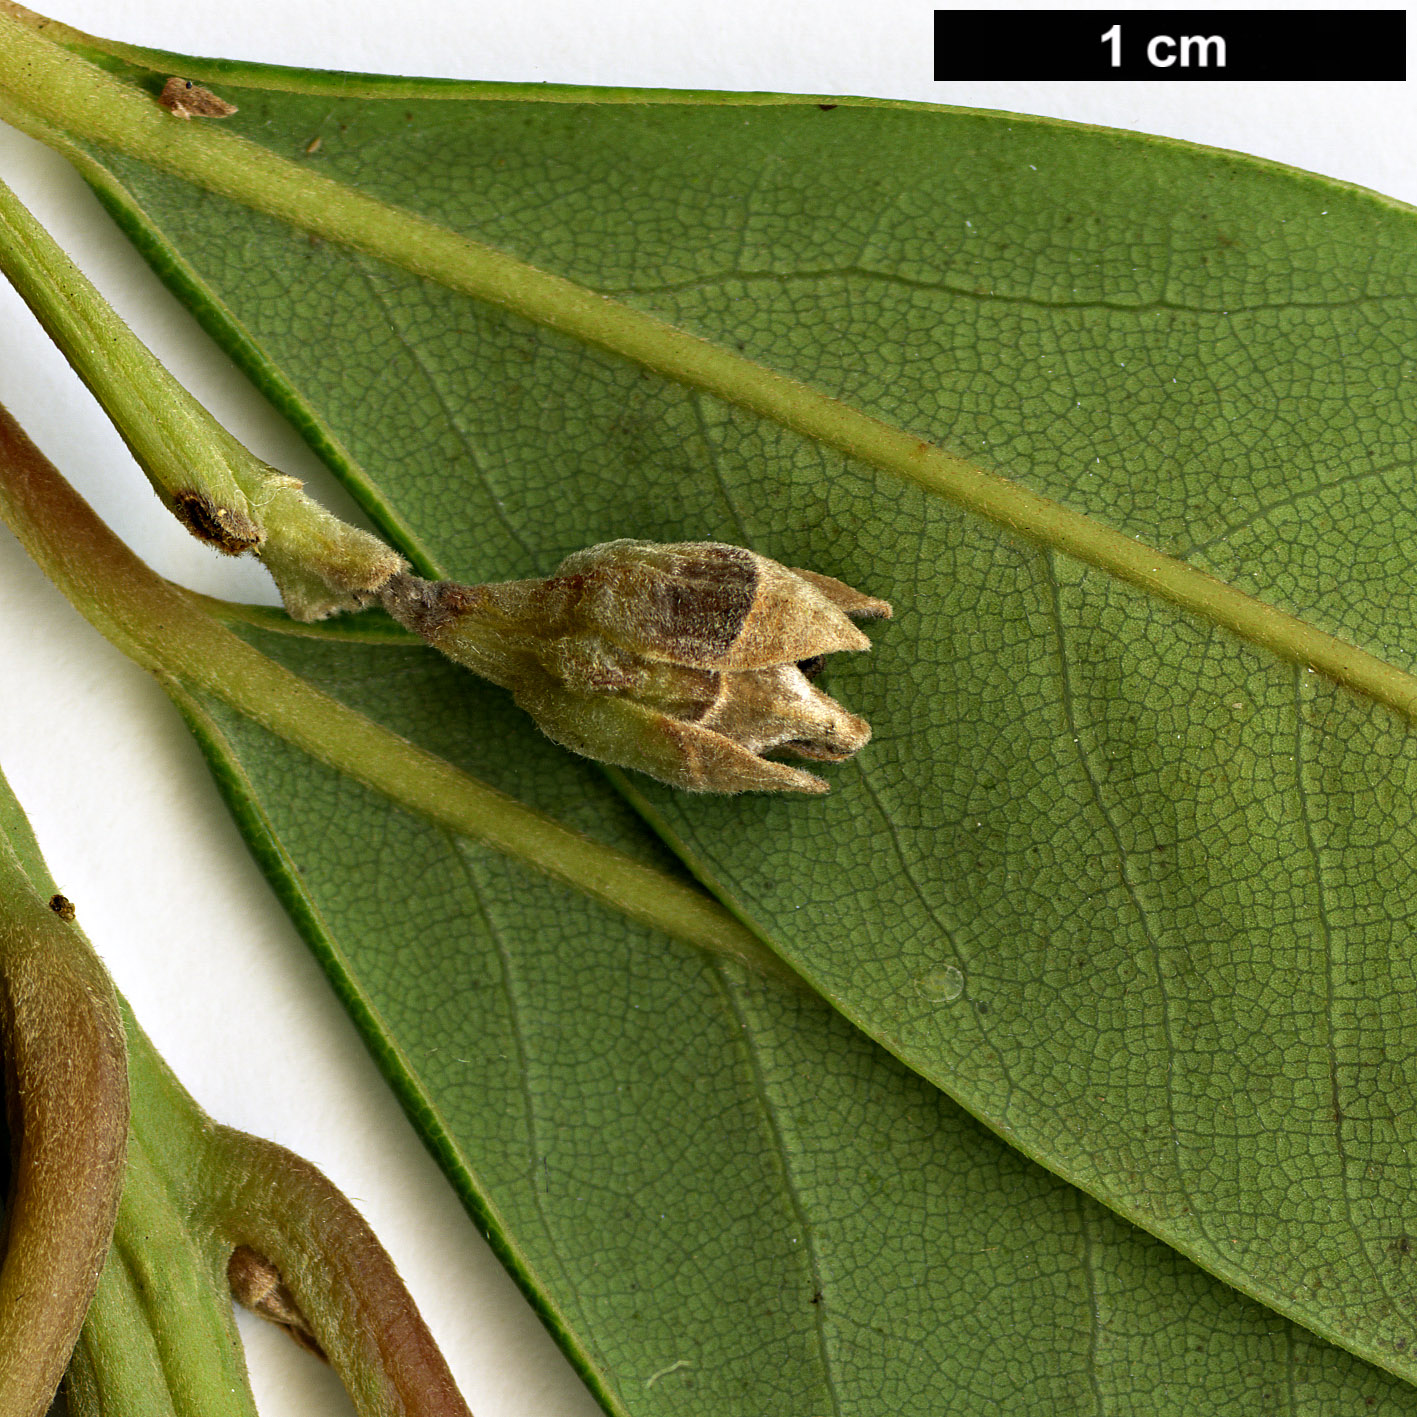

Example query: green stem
[2,9,1412,720]
[65,1232,212,1417]
[72,1132,256,1417]
[0,403,801,989]
[0,170,402,617]
[114,996,470,1417]
[0,754,457,1416]
[0,170,260,548]
[201,1127,470,1417]
[0,767,246,1417]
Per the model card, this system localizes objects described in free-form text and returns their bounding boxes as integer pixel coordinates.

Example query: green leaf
[13,398,1413,1416]
[17,407,1396,1415]
[175,616,1417,1414]
[14,409,1402,1415]
[8,14,1417,1402]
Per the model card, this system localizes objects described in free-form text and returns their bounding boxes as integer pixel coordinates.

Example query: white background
[0,2,1412,1413]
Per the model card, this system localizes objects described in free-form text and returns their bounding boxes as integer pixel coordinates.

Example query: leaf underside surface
[27,32,1417,1409]
[182,628,1417,1415]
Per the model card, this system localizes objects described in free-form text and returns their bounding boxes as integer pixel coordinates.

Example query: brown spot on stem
[170,491,261,555]
[158,77,238,119]
[47,894,74,921]
[228,1245,327,1360]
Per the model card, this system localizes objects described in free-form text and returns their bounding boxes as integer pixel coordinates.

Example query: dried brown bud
[228,1245,326,1358]
[383,540,891,793]
[157,77,238,120]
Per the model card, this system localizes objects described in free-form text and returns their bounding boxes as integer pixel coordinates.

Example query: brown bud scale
[228,1244,327,1359]
[383,540,891,794]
